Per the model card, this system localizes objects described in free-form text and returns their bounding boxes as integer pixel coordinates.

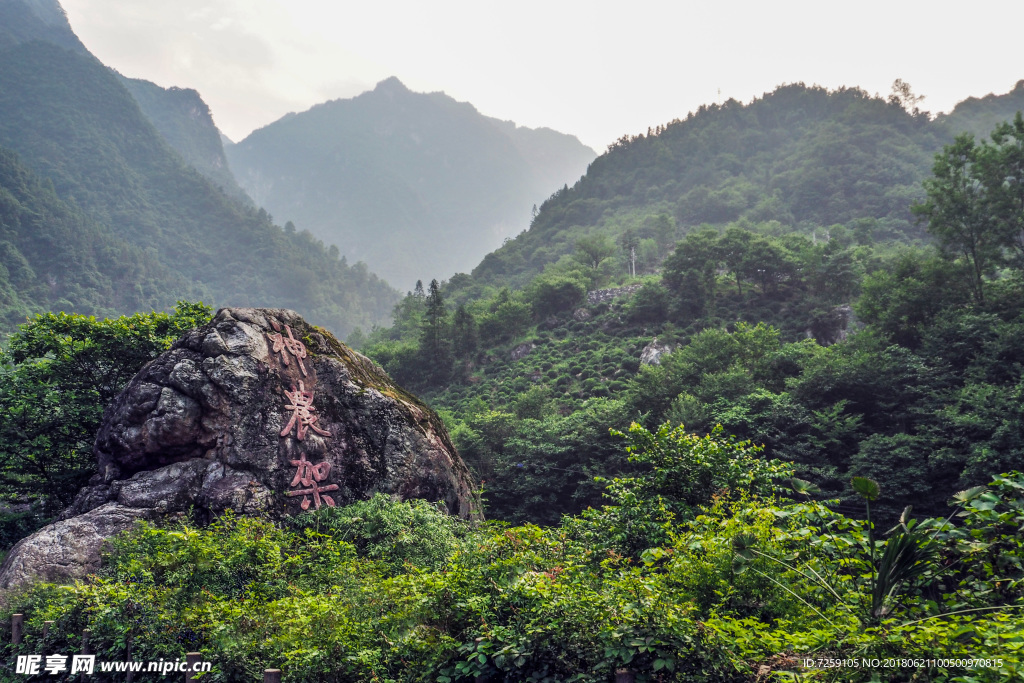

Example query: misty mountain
[0,0,84,54]
[939,79,1024,140]
[120,76,252,205]
[225,77,596,289]
[0,0,398,335]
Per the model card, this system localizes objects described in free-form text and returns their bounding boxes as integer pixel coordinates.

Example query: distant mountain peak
[374,76,410,95]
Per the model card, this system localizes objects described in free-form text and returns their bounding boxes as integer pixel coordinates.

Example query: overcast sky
[60,0,1024,151]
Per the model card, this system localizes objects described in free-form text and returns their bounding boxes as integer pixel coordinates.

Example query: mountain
[0,145,178,328]
[465,82,1024,291]
[939,79,1024,140]
[119,76,252,204]
[467,84,951,289]
[225,77,596,288]
[0,0,83,54]
[0,0,398,336]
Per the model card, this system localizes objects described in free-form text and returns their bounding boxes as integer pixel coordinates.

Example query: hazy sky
[60,0,1024,150]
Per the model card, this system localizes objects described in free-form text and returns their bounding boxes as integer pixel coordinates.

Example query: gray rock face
[640,338,673,366]
[0,504,156,592]
[586,284,642,305]
[0,307,481,592]
[510,342,535,361]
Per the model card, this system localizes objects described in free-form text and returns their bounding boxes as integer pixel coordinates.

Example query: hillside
[0,146,177,328]
[0,11,398,336]
[363,82,1024,525]
[120,76,252,204]
[0,0,83,54]
[466,84,955,289]
[226,77,596,288]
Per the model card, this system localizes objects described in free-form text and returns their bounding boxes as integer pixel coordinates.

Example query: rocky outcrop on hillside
[640,338,673,366]
[0,308,480,592]
[586,284,643,305]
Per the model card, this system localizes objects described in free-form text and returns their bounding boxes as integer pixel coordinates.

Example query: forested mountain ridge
[0,146,178,326]
[0,3,399,336]
[469,81,1024,290]
[120,76,252,205]
[0,0,83,54]
[226,76,596,288]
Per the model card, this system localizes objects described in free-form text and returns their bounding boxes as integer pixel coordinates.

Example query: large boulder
[0,308,480,592]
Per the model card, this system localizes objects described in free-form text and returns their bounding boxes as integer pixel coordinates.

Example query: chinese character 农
[44,655,68,675]
[16,655,41,675]
[266,324,308,376]
[280,381,331,441]
[70,655,95,675]
[286,452,339,510]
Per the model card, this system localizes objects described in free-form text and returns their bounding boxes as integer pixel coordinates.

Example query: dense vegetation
[359,106,1024,528]
[3,431,1021,681]
[226,77,595,288]
[0,303,214,545]
[0,37,398,336]
[0,148,174,327]
[120,76,252,205]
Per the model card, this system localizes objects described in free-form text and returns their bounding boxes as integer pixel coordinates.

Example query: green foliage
[294,493,468,575]
[0,302,212,515]
[4,470,1022,682]
[526,272,587,317]
[470,83,942,290]
[610,422,790,513]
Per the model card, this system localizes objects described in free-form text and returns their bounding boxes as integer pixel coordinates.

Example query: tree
[574,234,616,271]
[451,304,478,359]
[0,302,212,510]
[419,279,452,382]
[889,78,927,117]
[977,113,1024,268]
[526,273,586,317]
[913,134,1002,304]
[618,229,640,277]
[661,228,723,314]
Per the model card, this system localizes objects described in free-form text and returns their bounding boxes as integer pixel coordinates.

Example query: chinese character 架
[280,381,331,441]
[286,452,339,510]
[267,324,308,376]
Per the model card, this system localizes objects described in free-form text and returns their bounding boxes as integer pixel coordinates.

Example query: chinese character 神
[70,655,95,675]
[286,452,339,510]
[16,655,41,675]
[45,655,68,675]
[266,324,308,376]
[280,381,331,441]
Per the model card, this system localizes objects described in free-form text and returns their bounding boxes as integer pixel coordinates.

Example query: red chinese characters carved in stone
[280,380,332,440]
[286,453,339,509]
[266,324,308,376]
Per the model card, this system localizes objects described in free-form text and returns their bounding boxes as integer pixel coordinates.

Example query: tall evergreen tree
[452,304,478,359]
[419,279,452,382]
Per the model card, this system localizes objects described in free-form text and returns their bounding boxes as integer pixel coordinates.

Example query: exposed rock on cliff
[640,338,673,366]
[0,308,480,592]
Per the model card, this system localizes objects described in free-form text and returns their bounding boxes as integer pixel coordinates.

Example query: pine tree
[452,304,478,359]
[419,279,453,382]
